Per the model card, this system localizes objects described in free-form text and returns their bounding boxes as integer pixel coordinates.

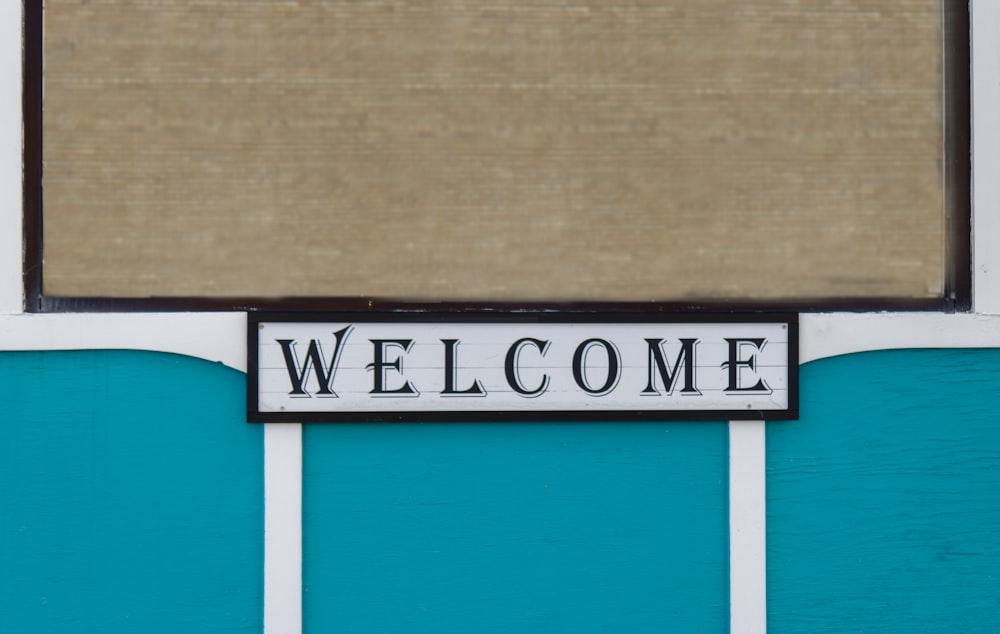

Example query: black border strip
[43,295,946,314]
[23,0,970,315]
[247,311,799,423]
[943,0,972,311]
[23,0,43,312]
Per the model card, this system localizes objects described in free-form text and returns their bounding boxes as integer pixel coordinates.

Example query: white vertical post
[730,420,767,634]
[0,1,22,315]
[972,0,1000,314]
[264,423,303,634]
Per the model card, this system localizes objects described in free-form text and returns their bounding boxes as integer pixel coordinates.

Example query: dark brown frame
[21,1,970,314]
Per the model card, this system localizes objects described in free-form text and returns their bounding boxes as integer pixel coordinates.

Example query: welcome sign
[247,313,797,422]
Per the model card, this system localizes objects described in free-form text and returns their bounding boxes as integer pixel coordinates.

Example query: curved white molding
[800,312,1000,364]
[0,313,1000,372]
[5,312,1000,374]
[0,313,248,371]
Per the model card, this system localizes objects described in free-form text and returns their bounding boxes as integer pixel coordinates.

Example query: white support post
[972,0,1000,314]
[729,420,767,634]
[264,423,303,634]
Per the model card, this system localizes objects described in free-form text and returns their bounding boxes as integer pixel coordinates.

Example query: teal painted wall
[5,348,1000,632]
[768,349,1000,632]
[303,421,730,633]
[0,350,729,633]
[0,351,263,633]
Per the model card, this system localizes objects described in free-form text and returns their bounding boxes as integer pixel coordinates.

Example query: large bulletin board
[41,0,954,302]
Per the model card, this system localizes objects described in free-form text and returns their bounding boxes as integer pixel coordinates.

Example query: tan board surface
[42,0,947,300]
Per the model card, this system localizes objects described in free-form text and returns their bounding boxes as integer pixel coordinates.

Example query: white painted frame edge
[973,0,1000,314]
[0,0,22,315]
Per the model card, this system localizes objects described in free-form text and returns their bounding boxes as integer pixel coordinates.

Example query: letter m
[642,338,700,396]
[275,326,353,397]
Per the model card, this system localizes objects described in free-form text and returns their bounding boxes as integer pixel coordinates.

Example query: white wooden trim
[800,312,1000,364]
[729,420,767,634]
[0,313,247,370]
[264,423,303,634]
[972,0,1000,314]
[0,1,22,315]
[6,312,1000,370]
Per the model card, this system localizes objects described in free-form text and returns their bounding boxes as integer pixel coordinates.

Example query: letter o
[572,338,621,396]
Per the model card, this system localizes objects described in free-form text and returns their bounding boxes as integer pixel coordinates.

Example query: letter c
[504,338,551,397]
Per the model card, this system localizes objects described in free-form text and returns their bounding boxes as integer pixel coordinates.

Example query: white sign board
[248,313,797,422]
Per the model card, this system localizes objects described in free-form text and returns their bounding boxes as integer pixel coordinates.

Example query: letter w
[276,326,353,397]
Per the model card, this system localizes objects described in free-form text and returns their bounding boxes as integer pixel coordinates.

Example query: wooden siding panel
[0,351,263,633]
[768,349,1000,632]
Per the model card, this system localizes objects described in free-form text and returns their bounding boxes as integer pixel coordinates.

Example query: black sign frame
[247,311,799,423]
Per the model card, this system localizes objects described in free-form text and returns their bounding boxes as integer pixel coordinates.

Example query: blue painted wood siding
[0,351,263,633]
[303,421,729,632]
[3,348,999,632]
[768,349,1000,632]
